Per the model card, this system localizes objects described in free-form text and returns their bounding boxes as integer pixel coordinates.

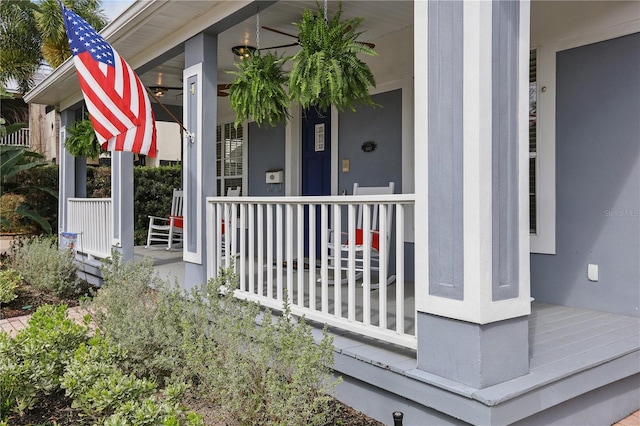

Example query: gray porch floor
[136,246,640,424]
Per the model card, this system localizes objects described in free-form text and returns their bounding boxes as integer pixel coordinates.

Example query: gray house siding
[247,121,286,196]
[337,89,403,194]
[530,33,640,317]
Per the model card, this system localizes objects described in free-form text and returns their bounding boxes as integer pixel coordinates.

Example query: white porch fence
[67,198,112,259]
[206,194,417,349]
[0,128,30,147]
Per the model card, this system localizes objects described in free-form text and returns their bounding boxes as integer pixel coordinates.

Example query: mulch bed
[0,280,96,320]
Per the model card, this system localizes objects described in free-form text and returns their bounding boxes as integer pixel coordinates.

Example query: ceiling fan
[259,25,375,51]
[148,84,232,98]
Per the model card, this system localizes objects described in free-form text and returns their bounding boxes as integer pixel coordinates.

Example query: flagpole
[145,86,194,142]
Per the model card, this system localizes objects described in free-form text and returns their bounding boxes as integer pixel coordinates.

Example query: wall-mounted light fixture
[232,45,257,59]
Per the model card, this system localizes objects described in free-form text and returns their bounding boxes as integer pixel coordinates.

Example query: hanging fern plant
[228,52,290,128]
[65,117,102,158]
[289,3,377,113]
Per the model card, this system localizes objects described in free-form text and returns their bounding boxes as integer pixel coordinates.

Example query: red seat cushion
[348,228,380,251]
[170,215,183,228]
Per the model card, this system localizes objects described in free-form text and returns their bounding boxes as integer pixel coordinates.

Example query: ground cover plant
[92,253,341,425]
[0,304,202,425]
[1,236,94,319]
[1,250,384,425]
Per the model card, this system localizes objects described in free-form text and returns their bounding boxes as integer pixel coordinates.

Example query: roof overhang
[24,0,254,110]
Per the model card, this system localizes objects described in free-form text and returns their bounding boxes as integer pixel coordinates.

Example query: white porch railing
[206,195,417,349]
[67,198,112,259]
[0,128,30,147]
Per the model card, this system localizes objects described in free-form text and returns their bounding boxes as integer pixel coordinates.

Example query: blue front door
[302,108,331,256]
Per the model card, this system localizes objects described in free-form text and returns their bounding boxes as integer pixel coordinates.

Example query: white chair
[145,189,184,250]
[327,182,396,287]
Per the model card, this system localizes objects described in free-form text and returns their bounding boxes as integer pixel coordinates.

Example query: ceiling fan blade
[217,84,232,90]
[262,26,298,39]
[258,42,300,51]
[217,91,229,97]
[358,41,375,49]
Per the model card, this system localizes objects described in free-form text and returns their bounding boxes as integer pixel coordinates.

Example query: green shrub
[134,166,181,244]
[92,255,339,425]
[0,304,89,417]
[12,236,81,298]
[0,269,20,305]
[87,165,112,198]
[91,251,192,382]
[62,337,203,425]
[11,165,59,234]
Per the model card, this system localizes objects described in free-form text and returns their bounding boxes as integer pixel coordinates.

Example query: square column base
[417,313,529,389]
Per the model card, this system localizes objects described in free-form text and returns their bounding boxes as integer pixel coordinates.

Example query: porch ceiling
[25,0,630,109]
[24,0,414,108]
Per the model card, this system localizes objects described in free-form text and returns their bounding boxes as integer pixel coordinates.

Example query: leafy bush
[0,304,200,425]
[133,165,182,240]
[92,255,339,425]
[87,165,111,198]
[0,147,55,234]
[12,165,58,232]
[91,251,190,382]
[12,236,81,298]
[0,304,89,416]
[61,335,203,425]
[0,194,30,233]
[0,269,21,305]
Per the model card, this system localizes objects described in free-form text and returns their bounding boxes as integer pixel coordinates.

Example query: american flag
[60,2,157,157]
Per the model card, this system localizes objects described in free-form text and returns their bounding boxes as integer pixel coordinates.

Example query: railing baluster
[266,204,274,300]
[216,203,224,272]
[320,204,329,314]
[379,205,388,330]
[363,203,371,326]
[309,203,316,310]
[257,204,264,297]
[347,204,356,322]
[284,203,293,303]
[296,204,304,307]
[239,203,247,292]
[396,203,405,334]
[333,204,342,318]
[248,204,255,294]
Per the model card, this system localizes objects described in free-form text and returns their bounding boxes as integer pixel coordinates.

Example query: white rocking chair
[327,182,396,287]
[145,189,184,250]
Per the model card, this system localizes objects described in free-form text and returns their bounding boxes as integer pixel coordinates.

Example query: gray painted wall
[530,33,640,317]
[337,89,403,194]
[247,122,286,196]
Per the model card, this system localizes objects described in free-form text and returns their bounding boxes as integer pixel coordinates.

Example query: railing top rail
[68,198,112,202]
[206,194,415,205]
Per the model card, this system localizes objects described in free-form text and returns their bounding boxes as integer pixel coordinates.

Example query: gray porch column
[58,110,76,240]
[414,0,531,389]
[183,32,218,289]
[111,152,134,260]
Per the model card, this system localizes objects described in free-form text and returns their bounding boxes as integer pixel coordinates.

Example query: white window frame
[529,44,556,254]
[216,121,246,196]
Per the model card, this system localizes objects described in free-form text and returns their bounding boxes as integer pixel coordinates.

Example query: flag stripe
[74,55,136,131]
